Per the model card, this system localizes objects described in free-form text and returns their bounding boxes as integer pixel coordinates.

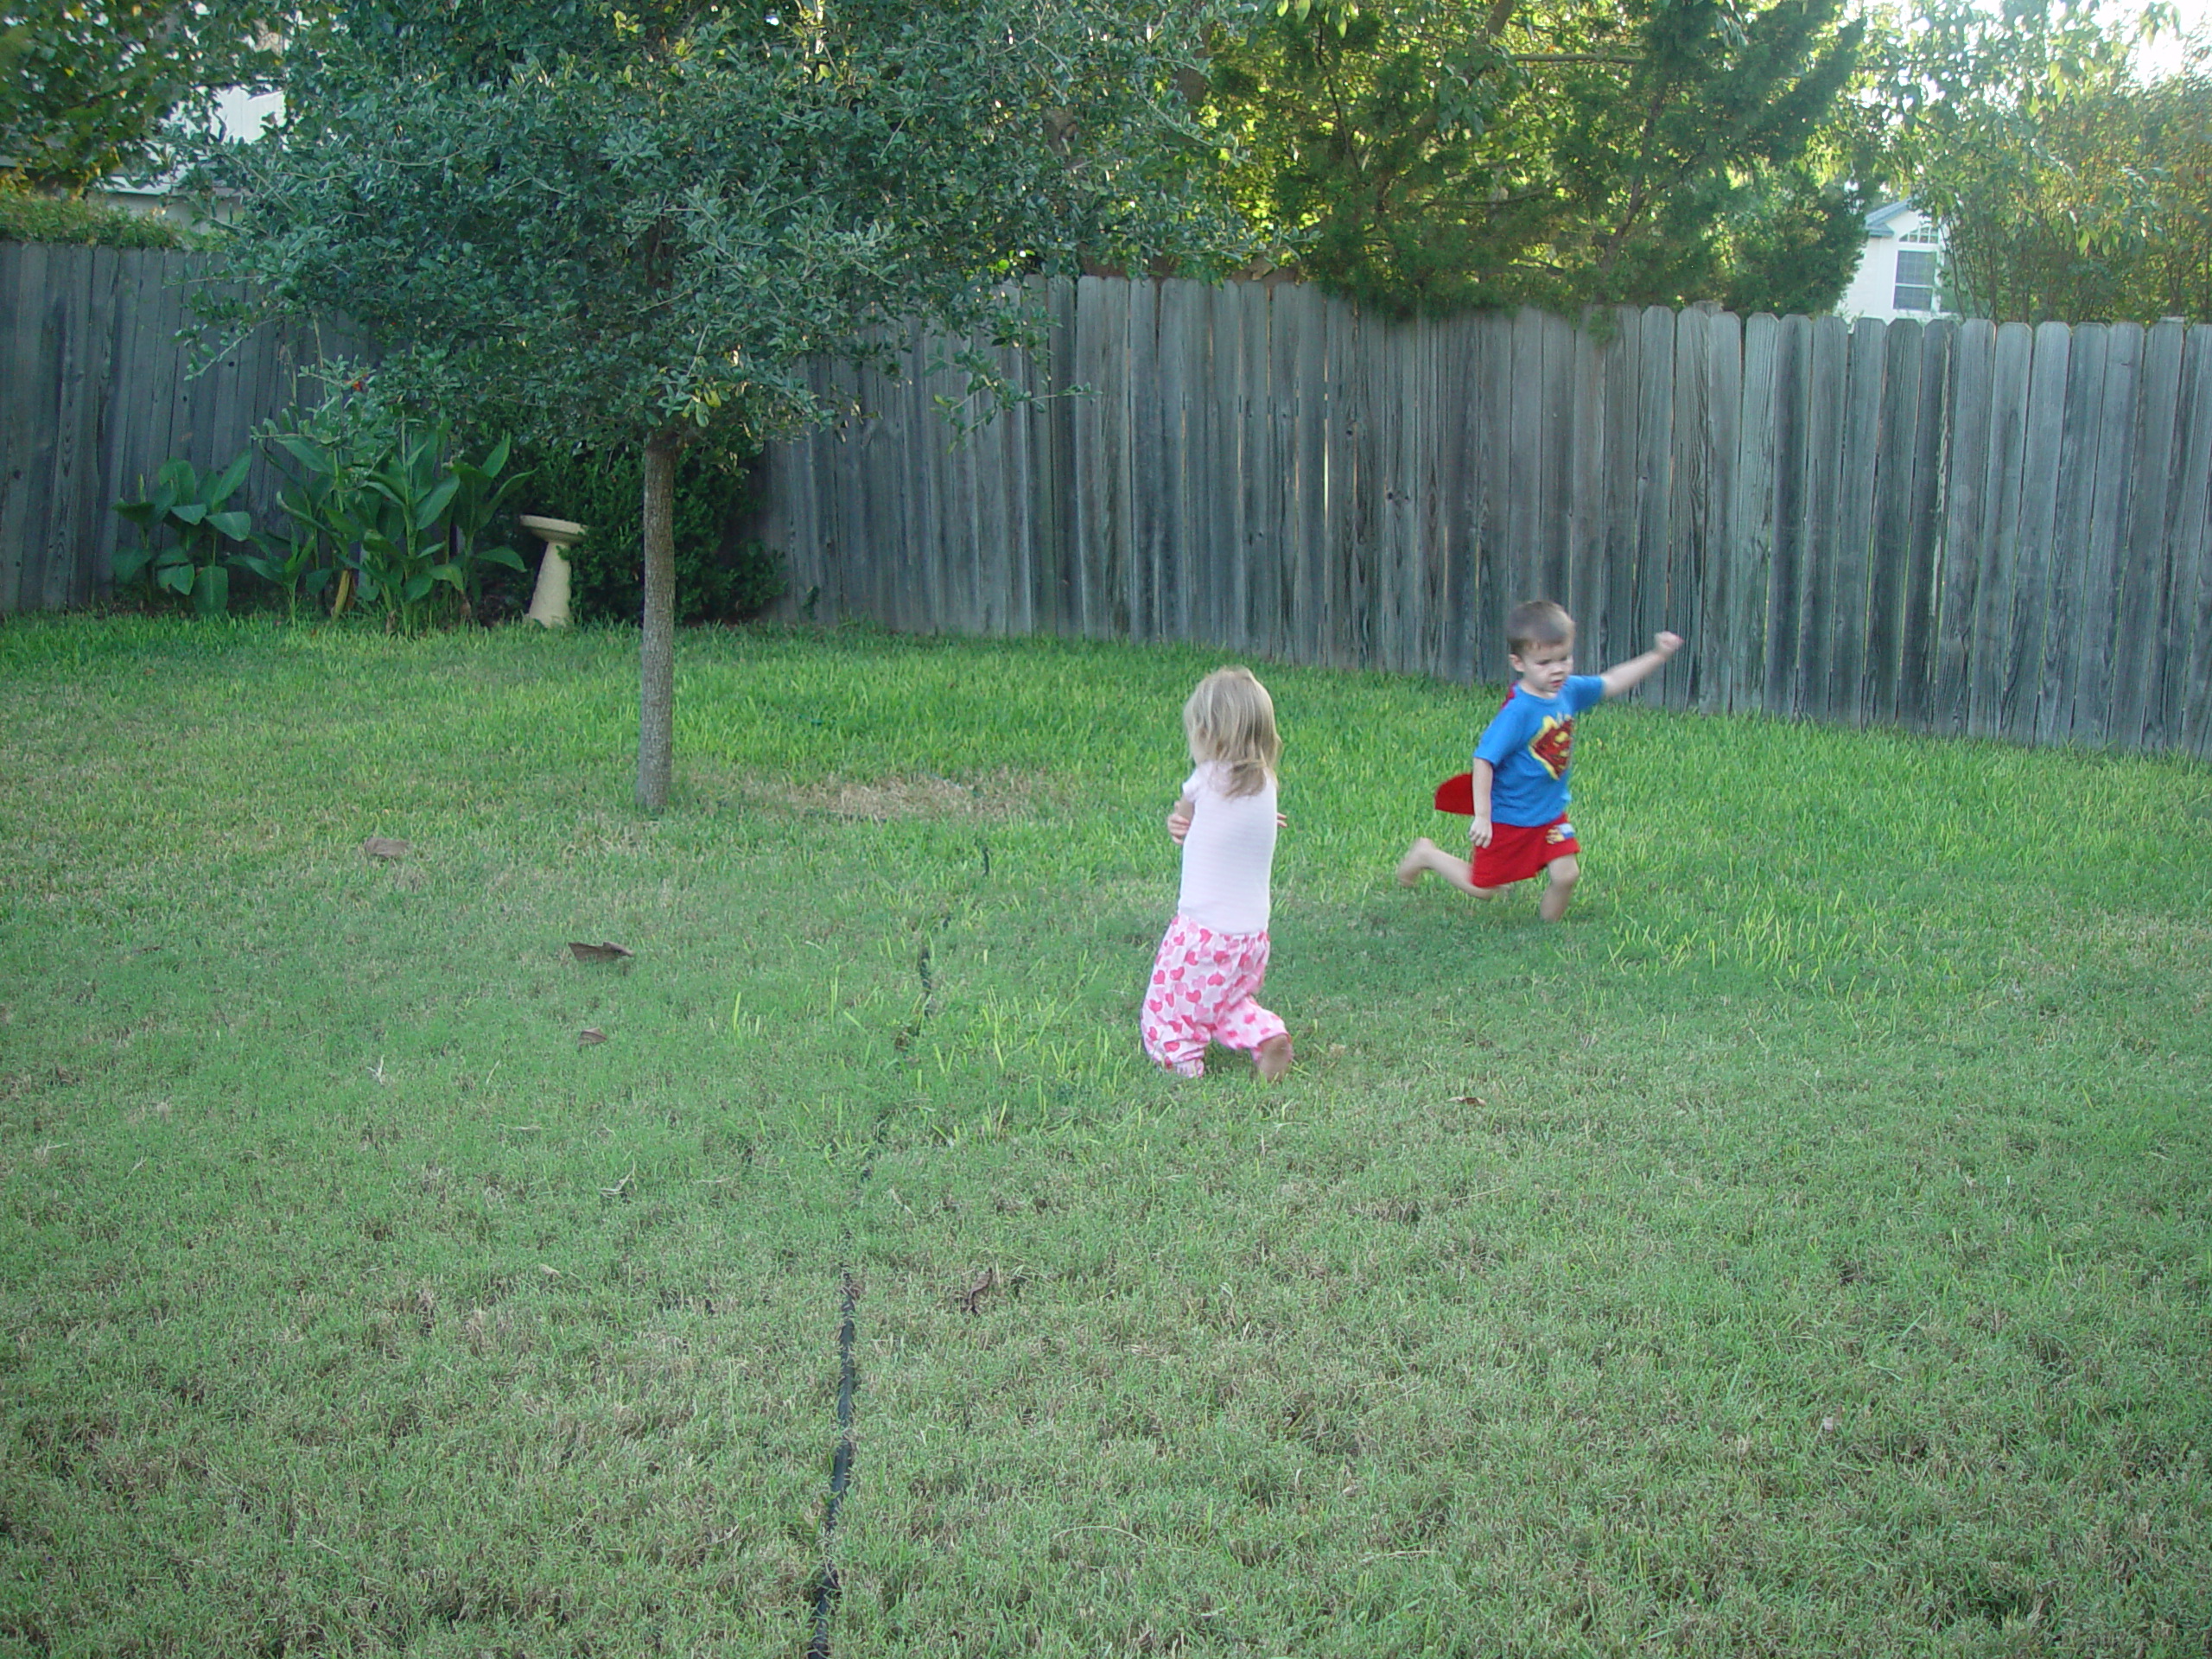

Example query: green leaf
[416,474,461,531]
[193,564,230,616]
[207,451,254,507]
[208,510,254,542]
[275,434,340,476]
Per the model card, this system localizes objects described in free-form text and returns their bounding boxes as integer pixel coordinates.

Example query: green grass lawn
[2,615,2208,1658]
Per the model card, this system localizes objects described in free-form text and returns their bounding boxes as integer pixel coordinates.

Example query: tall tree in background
[1,0,280,190]
[1892,0,2212,322]
[215,0,1245,810]
[1201,0,1871,315]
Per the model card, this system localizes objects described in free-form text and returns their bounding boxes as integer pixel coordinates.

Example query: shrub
[505,445,784,626]
[0,186,196,250]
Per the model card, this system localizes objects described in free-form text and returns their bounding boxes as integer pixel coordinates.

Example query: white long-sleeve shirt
[1176,761,1277,935]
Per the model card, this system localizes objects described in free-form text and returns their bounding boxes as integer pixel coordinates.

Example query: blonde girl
[1141,666,1294,1081]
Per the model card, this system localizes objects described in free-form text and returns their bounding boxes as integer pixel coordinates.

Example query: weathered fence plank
[2,243,52,613]
[1829,319,1886,723]
[1897,320,1955,734]
[1967,322,2032,738]
[1080,276,1134,638]
[2158,325,2212,752]
[1324,298,1368,667]
[1598,307,1643,677]
[1726,312,1780,712]
[2076,323,2143,747]
[1632,306,1676,700]
[1865,320,1921,729]
[1937,321,1997,736]
[1665,302,1712,711]
[1796,315,1849,721]
[2113,318,2186,748]
[2042,325,2107,745]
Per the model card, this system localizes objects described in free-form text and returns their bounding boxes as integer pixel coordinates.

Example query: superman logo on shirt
[1528,715,1574,779]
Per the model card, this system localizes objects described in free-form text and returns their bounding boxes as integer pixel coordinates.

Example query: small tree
[213,0,1244,810]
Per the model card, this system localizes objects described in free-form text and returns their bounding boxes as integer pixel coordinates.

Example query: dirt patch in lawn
[745,770,1055,823]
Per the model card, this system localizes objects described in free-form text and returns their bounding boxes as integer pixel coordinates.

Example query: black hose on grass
[808,928,947,1655]
[806,1270,861,1659]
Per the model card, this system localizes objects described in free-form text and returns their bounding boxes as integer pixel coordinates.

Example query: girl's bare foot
[1395,839,1437,887]
[1254,1033,1293,1082]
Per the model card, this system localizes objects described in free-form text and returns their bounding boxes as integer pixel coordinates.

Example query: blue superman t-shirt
[1475,676,1605,825]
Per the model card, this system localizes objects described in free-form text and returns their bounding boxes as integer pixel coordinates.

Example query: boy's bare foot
[1395,839,1436,887]
[1254,1033,1293,1082]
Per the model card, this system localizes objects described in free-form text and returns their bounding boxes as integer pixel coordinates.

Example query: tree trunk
[637,430,678,812]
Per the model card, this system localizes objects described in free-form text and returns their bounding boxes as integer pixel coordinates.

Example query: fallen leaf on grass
[1452,1095,1489,1106]
[577,1027,607,1046]
[961,1268,999,1314]
[362,836,410,861]
[568,941,634,963]
[538,1264,563,1278]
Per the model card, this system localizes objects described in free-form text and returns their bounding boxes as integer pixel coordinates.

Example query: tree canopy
[213,0,1244,806]
[1889,0,2212,322]
[1,0,280,191]
[1198,0,1872,315]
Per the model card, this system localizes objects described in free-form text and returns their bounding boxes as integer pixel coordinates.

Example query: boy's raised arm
[1599,632,1683,699]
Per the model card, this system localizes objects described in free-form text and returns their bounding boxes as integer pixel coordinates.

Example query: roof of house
[1863,200,1927,239]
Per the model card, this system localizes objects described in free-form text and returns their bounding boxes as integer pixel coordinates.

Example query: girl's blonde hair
[1184,666,1280,798]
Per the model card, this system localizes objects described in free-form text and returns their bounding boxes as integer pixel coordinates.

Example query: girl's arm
[1166,795,1197,844]
[1599,631,1683,699]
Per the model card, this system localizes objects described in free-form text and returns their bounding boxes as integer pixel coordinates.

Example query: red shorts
[1471,814,1579,889]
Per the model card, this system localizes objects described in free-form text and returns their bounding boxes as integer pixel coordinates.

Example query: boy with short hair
[1397,600,1681,922]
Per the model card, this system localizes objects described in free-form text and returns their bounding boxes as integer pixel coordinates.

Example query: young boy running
[1397,600,1681,922]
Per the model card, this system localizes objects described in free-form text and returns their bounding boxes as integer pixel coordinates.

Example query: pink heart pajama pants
[1139,915,1286,1077]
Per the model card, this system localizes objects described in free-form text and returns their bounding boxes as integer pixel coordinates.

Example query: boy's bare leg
[1538,855,1580,922]
[1396,837,1497,897]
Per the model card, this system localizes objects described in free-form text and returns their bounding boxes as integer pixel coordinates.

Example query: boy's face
[1508,637,1574,698]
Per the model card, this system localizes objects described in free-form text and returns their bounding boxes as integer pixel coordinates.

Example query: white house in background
[1836,200,1953,322]
[89,86,283,222]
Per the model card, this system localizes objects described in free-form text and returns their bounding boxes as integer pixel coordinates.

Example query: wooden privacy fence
[0,242,348,613]
[760,279,2212,760]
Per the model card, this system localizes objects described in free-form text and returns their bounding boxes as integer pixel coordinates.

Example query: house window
[1893,249,1937,312]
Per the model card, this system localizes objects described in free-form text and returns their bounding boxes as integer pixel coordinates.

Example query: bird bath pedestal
[521,515,586,627]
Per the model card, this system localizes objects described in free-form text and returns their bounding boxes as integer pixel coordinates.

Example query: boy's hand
[1655,631,1683,656]
[1469,816,1493,849]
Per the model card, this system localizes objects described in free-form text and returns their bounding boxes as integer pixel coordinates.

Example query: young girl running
[1141,666,1294,1082]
